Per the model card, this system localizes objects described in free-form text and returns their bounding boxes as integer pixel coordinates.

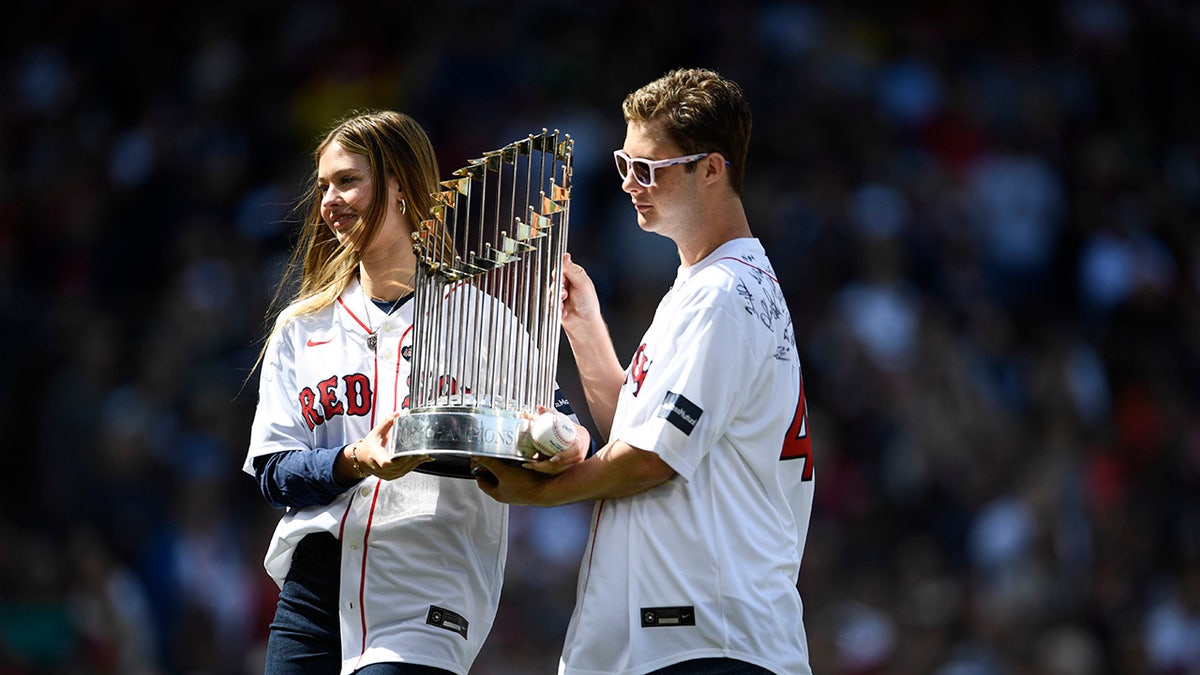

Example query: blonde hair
[256,110,439,361]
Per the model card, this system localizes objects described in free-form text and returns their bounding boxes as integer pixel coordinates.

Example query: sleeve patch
[657,391,703,436]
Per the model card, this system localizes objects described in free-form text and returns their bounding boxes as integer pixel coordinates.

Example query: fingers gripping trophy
[392,129,573,478]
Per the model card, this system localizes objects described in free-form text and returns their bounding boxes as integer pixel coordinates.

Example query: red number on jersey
[780,382,814,481]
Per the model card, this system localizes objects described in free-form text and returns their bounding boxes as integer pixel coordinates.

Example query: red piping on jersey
[353,480,383,668]
[340,294,380,426]
[337,295,380,426]
[337,290,396,663]
[337,296,372,334]
[580,499,606,598]
[336,487,355,650]
[371,355,380,427]
[338,492,355,539]
[713,256,779,284]
[341,294,411,418]
[395,325,413,410]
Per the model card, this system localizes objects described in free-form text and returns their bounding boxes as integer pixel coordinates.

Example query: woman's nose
[321,185,340,206]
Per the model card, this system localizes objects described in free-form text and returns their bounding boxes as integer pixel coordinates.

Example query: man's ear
[702,152,727,185]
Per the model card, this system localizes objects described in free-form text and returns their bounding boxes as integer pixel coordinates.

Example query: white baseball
[529,411,576,455]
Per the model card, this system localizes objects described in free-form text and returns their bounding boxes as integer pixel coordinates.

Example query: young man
[474,68,816,675]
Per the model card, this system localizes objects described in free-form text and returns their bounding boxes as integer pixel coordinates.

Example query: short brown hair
[622,68,751,194]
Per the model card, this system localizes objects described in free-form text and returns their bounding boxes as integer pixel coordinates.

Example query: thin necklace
[360,277,412,351]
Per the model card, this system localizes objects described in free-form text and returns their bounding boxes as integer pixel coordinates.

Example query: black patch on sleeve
[641,606,696,627]
[552,387,575,416]
[553,388,599,457]
[426,605,469,640]
[657,391,703,436]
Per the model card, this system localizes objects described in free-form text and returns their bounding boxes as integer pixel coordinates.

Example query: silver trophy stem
[396,130,573,477]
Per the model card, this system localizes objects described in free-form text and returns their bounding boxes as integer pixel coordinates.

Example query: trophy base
[392,406,534,479]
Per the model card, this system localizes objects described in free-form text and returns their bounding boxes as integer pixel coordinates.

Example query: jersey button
[349,542,359,551]
[360,487,371,498]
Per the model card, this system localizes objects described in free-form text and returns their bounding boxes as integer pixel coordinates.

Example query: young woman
[244,110,581,675]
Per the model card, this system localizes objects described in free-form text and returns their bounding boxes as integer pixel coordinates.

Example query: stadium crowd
[1,1,1197,673]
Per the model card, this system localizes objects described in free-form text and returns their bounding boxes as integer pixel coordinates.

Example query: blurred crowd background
[2,0,1198,673]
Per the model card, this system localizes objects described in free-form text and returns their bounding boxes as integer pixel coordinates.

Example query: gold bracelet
[350,442,366,478]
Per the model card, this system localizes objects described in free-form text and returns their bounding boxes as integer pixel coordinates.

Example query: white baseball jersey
[559,238,815,675]
[245,277,521,675]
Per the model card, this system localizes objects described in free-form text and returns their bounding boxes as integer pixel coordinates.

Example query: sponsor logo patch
[657,391,702,436]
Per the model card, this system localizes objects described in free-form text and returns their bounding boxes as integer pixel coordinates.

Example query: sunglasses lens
[631,160,652,185]
[614,153,655,185]
[614,154,629,179]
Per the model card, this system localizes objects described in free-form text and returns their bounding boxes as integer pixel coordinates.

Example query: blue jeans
[649,658,775,674]
[263,533,451,675]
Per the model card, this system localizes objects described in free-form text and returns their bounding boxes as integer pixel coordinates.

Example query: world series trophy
[391,129,573,478]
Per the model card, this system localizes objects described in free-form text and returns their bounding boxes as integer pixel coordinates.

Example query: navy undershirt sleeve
[254,447,357,509]
[552,387,599,458]
[254,295,406,509]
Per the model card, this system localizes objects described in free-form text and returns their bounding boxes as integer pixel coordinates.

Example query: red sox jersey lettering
[344,373,372,417]
[401,375,469,410]
[300,372,470,431]
[245,278,512,675]
[626,343,651,396]
[299,373,374,430]
[560,238,814,675]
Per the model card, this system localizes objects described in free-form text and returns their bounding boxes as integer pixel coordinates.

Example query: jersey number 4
[780,383,814,481]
